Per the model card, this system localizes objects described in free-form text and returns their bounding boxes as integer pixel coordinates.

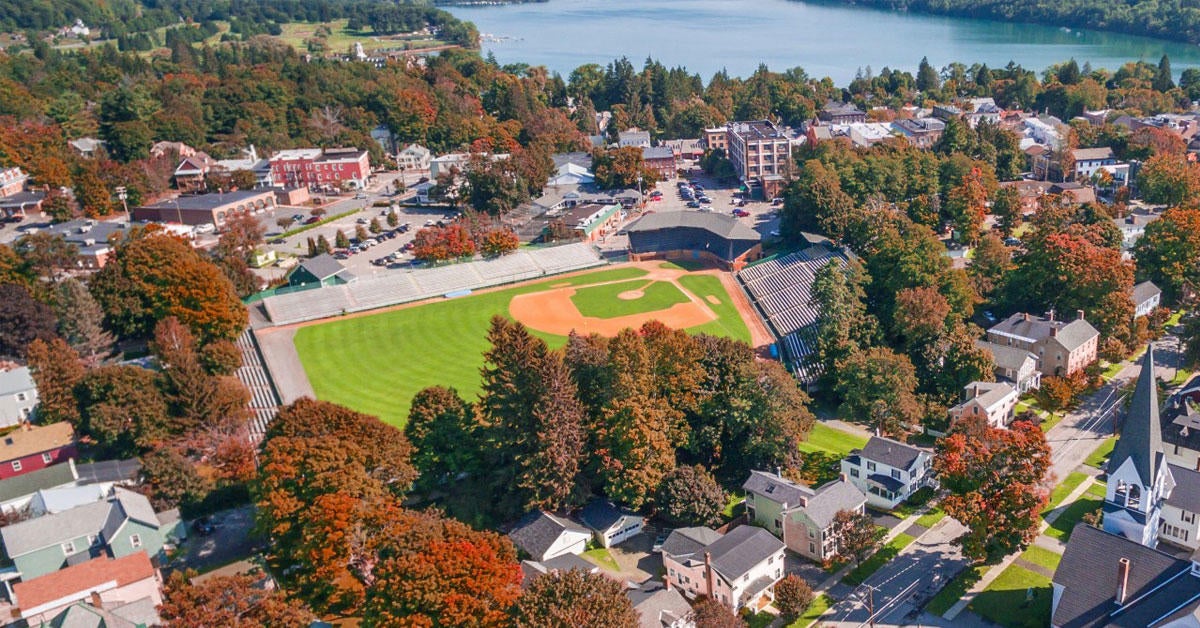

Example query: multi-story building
[641,146,677,180]
[742,470,866,563]
[818,102,866,124]
[661,525,785,612]
[892,118,945,149]
[976,340,1042,392]
[1133,281,1162,318]
[268,147,370,190]
[0,167,28,197]
[726,120,791,199]
[397,144,431,171]
[948,381,1019,429]
[0,422,76,481]
[0,167,44,219]
[703,127,728,152]
[1070,147,1129,185]
[986,311,1100,377]
[841,437,933,510]
[0,367,37,428]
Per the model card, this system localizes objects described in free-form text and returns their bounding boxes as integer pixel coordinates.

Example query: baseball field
[293,262,753,426]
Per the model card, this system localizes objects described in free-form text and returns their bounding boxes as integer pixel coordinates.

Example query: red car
[303,216,321,225]
[733,209,750,217]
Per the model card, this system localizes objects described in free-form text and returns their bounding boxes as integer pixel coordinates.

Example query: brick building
[133,189,276,229]
[269,148,370,190]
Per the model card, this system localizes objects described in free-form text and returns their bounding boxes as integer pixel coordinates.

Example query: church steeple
[1110,345,1163,487]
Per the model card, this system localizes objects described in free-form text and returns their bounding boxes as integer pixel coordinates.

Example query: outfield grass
[843,533,915,585]
[675,274,752,343]
[969,564,1052,628]
[789,593,832,627]
[1044,472,1088,514]
[295,266,752,426]
[570,280,689,318]
[798,422,869,457]
[1084,436,1117,469]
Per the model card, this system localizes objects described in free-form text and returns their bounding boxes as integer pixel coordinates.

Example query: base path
[510,284,716,336]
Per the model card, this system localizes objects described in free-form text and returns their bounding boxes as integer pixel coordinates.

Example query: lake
[447,0,1200,84]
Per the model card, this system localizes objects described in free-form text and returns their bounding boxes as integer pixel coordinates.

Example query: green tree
[835,346,922,437]
[811,259,877,390]
[917,56,940,92]
[1134,207,1200,303]
[0,283,57,359]
[513,569,639,628]
[592,146,658,189]
[335,230,349,249]
[406,386,478,492]
[656,464,726,526]
[1138,154,1200,206]
[831,509,885,568]
[1154,54,1175,92]
[52,278,114,362]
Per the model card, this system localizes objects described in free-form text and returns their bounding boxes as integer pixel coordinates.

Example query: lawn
[1044,496,1102,541]
[659,260,708,272]
[1019,545,1062,572]
[721,494,745,520]
[676,274,752,342]
[842,533,916,585]
[582,548,620,572]
[295,267,646,426]
[798,422,869,457]
[294,265,752,426]
[1084,436,1117,470]
[968,564,1052,628]
[277,19,443,54]
[1085,481,1106,499]
[1044,472,1088,514]
[570,279,690,318]
[788,593,832,627]
[924,565,986,616]
[915,506,948,529]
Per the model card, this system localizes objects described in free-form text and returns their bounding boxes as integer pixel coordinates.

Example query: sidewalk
[942,471,1099,620]
[812,502,937,595]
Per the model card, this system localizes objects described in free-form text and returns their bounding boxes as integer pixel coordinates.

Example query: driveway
[605,532,659,584]
[171,505,264,575]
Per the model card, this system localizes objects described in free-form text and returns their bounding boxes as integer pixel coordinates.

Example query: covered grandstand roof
[625,211,761,242]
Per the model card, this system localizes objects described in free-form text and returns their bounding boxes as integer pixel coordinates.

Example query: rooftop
[858,436,924,471]
[0,366,34,397]
[1109,347,1163,487]
[975,340,1038,373]
[1133,281,1162,305]
[705,525,784,581]
[140,189,272,212]
[507,511,589,559]
[0,422,74,463]
[14,552,156,613]
[579,499,639,532]
[728,120,786,140]
[0,460,77,505]
[988,312,1100,352]
[624,211,761,242]
[1,487,158,557]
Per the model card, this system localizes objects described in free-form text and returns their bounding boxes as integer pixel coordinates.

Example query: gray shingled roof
[0,463,77,504]
[743,470,812,508]
[628,582,693,628]
[975,340,1037,374]
[625,211,761,242]
[859,437,924,471]
[1110,346,1163,487]
[803,480,866,529]
[579,500,640,532]
[1166,464,1200,513]
[1071,147,1115,161]
[0,366,35,397]
[1053,523,1200,627]
[507,511,588,559]
[297,254,347,281]
[74,459,141,486]
[989,313,1099,352]
[1133,281,1161,306]
[705,525,784,582]
[963,381,1017,410]
[1,488,158,558]
[660,527,722,562]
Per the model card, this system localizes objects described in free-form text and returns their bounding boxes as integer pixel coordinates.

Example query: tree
[15,232,77,280]
[1155,54,1175,92]
[945,171,989,245]
[478,226,521,257]
[406,386,478,492]
[781,161,858,240]
[316,234,332,254]
[141,447,211,509]
[411,223,477,262]
[1137,154,1200,206]
[835,347,922,437]
[657,464,727,526]
[160,572,314,627]
[52,278,113,362]
[936,420,1051,562]
[356,224,369,242]
[811,259,877,390]
[1034,375,1077,413]
[513,569,639,628]
[592,146,658,189]
[1184,313,1200,369]
[25,338,84,426]
[991,185,1023,236]
[152,317,248,435]
[368,217,382,234]
[517,351,587,511]
[969,233,1013,302]
[893,286,951,346]
[386,211,399,228]
[917,56,940,91]
[335,229,350,249]
[212,213,265,297]
[691,596,745,628]
[90,229,247,343]
[76,365,170,456]
[0,283,57,358]
[1134,207,1200,303]
[831,509,885,567]
[775,574,816,622]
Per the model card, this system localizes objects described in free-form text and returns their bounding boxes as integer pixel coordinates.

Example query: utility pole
[115,186,129,222]
[867,585,875,628]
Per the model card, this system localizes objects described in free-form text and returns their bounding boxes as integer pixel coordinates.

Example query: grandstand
[259,243,604,326]
[625,211,762,268]
[737,244,849,383]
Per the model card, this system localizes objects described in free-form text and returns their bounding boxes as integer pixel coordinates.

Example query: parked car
[354,193,368,199]
[686,200,701,208]
[772,197,785,206]
[304,216,321,225]
[1004,237,1022,246]
[425,220,436,226]
[291,213,305,222]
[733,209,750,217]
[356,217,369,225]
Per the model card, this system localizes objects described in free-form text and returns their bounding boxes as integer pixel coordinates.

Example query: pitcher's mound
[618,290,645,300]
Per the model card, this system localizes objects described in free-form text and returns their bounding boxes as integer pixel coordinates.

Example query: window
[41,453,51,464]
[61,541,75,555]
[768,556,774,565]
[776,569,782,579]
[774,519,782,530]
[808,527,815,538]
[891,469,901,480]
[809,542,815,553]
[10,461,20,472]
[850,468,860,478]
[130,534,142,549]
[866,461,876,472]
[744,574,749,582]
[15,393,26,402]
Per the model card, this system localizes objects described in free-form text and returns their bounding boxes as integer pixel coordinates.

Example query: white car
[194,223,215,234]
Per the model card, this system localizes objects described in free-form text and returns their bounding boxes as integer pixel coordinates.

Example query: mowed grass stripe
[295,267,647,426]
[570,279,690,318]
[675,274,751,343]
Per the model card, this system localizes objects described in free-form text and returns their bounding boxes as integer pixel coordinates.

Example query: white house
[507,511,591,562]
[948,381,1019,429]
[618,129,652,148]
[579,500,643,548]
[548,162,595,187]
[661,525,785,612]
[397,144,431,171]
[1133,281,1162,319]
[1161,464,1200,551]
[0,367,37,428]
[841,437,934,510]
[976,340,1042,393]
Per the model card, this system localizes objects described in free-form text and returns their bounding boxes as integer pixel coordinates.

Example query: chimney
[839,472,848,483]
[1023,312,1031,322]
[1077,309,1085,321]
[1116,558,1131,605]
[971,384,980,399]
[704,551,716,598]
[1046,309,1055,321]
[90,591,103,609]
[1050,326,1058,338]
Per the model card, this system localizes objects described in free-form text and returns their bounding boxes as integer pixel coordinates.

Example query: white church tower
[1104,345,1176,547]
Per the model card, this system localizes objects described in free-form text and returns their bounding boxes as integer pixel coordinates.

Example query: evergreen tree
[516,352,586,512]
[1155,54,1175,92]
[335,230,349,249]
[25,338,84,426]
[917,56,940,92]
[53,278,114,362]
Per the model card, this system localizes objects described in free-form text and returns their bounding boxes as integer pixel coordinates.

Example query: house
[642,146,677,180]
[948,381,1019,429]
[818,101,866,124]
[0,167,29,197]
[507,511,591,562]
[1160,381,1200,471]
[1113,211,1161,253]
[1069,147,1129,185]
[998,180,1050,215]
[173,153,215,192]
[68,138,105,159]
[0,422,76,481]
[12,552,162,625]
[975,340,1042,392]
[0,487,183,579]
[430,153,468,179]
[287,254,356,288]
[29,483,113,516]
[519,553,598,588]
[0,366,37,428]
[839,122,896,149]
[269,147,371,190]
[1047,182,1097,205]
[841,436,934,510]
[1133,281,1162,318]
[892,117,945,149]
[628,581,695,628]
[932,104,964,122]
[548,152,595,187]
[1161,464,1200,551]
[986,311,1100,377]
[0,460,79,516]
[397,144,431,171]
[703,127,728,151]
[214,146,274,188]
[74,458,142,486]
[743,470,866,563]
[0,167,43,220]
[661,525,786,612]
[663,138,705,160]
[133,189,277,228]
[619,129,652,148]
[579,499,644,548]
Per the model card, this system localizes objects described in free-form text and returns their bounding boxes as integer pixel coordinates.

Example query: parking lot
[641,162,782,238]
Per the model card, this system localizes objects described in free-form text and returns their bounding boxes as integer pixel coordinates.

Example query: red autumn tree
[513,569,639,627]
[411,223,477,262]
[159,572,314,627]
[935,419,1052,562]
[477,226,521,257]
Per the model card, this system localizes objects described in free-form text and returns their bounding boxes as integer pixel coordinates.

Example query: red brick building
[268,148,370,190]
[0,422,76,480]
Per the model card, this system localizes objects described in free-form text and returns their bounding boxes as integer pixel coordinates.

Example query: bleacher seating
[736,245,848,383]
[261,243,604,326]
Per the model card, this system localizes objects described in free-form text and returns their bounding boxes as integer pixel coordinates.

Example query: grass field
[789,594,832,627]
[1084,436,1116,469]
[277,19,443,54]
[294,265,752,426]
[1045,496,1102,541]
[570,280,689,318]
[798,423,870,457]
[1044,472,1088,514]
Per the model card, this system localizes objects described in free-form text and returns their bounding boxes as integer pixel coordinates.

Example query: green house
[0,487,184,579]
[287,253,355,288]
